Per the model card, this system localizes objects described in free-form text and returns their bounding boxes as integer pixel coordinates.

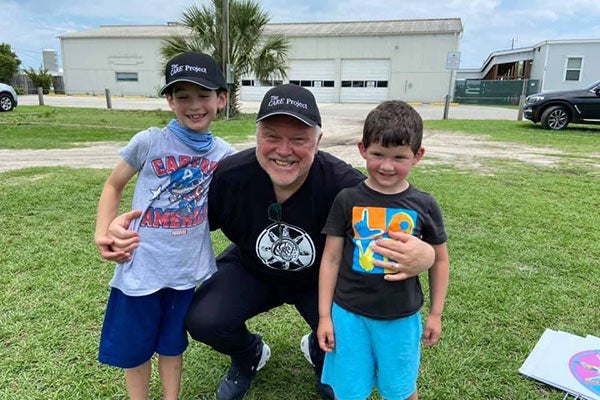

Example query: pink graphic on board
[569,350,600,396]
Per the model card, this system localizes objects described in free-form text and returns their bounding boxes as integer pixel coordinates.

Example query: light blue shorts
[98,287,195,369]
[321,303,422,400]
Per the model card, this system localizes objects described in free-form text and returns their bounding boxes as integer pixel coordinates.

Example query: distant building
[58,18,463,103]
[457,39,600,92]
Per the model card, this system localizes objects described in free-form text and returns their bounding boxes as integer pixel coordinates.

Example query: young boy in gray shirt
[94,52,236,400]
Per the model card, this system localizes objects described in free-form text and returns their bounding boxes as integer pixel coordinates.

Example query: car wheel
[0,93,16,112]
[540,106,569,130]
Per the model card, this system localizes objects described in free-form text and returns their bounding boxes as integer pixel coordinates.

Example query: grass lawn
[1,106,599,399]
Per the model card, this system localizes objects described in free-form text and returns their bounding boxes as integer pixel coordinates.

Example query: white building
[457,39,600,92]
[59,18,462,103]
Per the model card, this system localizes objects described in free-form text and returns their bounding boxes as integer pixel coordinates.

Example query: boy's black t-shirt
[208,148,365,291]
[322,182,448,319]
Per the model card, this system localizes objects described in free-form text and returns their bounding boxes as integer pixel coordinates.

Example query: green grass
[0,106,256,149]
[1,108,599,399]
[425,119,600,154]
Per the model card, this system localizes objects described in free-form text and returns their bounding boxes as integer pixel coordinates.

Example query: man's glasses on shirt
[268,202,283,237]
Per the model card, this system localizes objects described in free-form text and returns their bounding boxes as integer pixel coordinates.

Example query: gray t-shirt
[109,126,236,296]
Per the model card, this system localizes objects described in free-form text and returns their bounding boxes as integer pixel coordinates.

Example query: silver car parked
[0,83,18,112]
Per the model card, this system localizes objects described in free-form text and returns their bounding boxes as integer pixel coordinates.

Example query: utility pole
[222,0,230,119]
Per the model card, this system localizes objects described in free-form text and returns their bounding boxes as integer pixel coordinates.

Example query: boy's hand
[422,313,442,347]
[108,210,142,253]
[95,234,132,263]
[317,317,336,352]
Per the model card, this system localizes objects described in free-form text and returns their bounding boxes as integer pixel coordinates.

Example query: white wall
[61,30,460,102]
[532,41,600,92]
[61,37,164,96]
[286,33,459,103]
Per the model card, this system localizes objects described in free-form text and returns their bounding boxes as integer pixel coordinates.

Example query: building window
[341,80,388,88]
[241,79,282,87]
[565,57,582,81]
[115,72,138,82]
[289,80,334,88]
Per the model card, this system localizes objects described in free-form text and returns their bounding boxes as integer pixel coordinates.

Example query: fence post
[105,89,112,109]
[37,87,45,106]
[517,79,528,121]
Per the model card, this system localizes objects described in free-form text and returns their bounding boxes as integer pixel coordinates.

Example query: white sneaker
[300,333,314,366]
[256,341,271,371]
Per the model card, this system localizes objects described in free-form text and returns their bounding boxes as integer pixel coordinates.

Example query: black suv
[522,80,600,130]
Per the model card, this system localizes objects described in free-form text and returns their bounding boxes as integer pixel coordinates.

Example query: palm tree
[161,0,290,116]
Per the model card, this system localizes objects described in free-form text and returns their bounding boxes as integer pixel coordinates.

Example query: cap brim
[160,78,221,95]
[256,111,320,127]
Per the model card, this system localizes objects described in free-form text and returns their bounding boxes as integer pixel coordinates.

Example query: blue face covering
[167,119,214,152]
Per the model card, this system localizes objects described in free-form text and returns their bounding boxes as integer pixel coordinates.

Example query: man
[100,84,435,400]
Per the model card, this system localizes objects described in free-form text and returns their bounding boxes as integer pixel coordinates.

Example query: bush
[24,67,53,94]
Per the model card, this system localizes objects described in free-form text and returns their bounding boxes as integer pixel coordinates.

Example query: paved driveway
[18,95,519,121]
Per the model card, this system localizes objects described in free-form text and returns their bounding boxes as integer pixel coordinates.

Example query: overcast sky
[3,0,600,71]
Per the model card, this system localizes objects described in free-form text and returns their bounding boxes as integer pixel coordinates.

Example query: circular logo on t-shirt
[255,222,315,271]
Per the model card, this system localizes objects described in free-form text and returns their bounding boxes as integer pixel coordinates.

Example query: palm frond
[159,0,290,115]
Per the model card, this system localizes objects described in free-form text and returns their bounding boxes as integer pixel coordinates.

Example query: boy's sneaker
[217,336,271,400]
[300,333,335,400]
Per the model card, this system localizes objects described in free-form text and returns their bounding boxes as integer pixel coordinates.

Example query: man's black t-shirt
[208,148,365,291]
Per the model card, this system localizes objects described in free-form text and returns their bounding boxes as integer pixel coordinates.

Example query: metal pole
[443,69,454,120]
[443,95,450,120]
[222,0,230,119]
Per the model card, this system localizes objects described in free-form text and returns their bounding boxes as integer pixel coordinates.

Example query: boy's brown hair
[361,100,423,154]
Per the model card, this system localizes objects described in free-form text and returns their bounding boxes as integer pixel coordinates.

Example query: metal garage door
[288,59,336,103]
[340,59,390,103]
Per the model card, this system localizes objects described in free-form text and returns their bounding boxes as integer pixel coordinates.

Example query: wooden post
[517,79,528,121]
[37,87,45,106]
[105,89,112,109]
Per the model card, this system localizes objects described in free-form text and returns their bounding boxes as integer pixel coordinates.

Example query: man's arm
[370,230,435,281]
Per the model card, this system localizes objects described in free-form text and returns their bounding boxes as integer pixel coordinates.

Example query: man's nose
[276,138,293,155]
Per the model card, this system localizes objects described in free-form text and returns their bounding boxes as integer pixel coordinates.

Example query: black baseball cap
[160,52,227,95]
[256,83,321,127]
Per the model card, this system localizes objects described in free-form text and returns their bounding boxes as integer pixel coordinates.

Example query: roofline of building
[58,17,463,39]
[472,37,600,73]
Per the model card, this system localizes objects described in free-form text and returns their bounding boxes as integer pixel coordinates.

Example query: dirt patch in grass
[0,115,588,173]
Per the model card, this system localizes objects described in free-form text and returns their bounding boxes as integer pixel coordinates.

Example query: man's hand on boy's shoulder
[370,231,435,281]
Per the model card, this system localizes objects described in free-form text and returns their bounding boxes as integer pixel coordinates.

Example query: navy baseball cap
[160,52,227,95]
[256,83,321,127]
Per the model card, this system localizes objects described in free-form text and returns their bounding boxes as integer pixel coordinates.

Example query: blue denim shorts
[98,287,195,368]
[321,303,422,400]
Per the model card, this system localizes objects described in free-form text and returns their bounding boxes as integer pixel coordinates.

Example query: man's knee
[185,302,242,343]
